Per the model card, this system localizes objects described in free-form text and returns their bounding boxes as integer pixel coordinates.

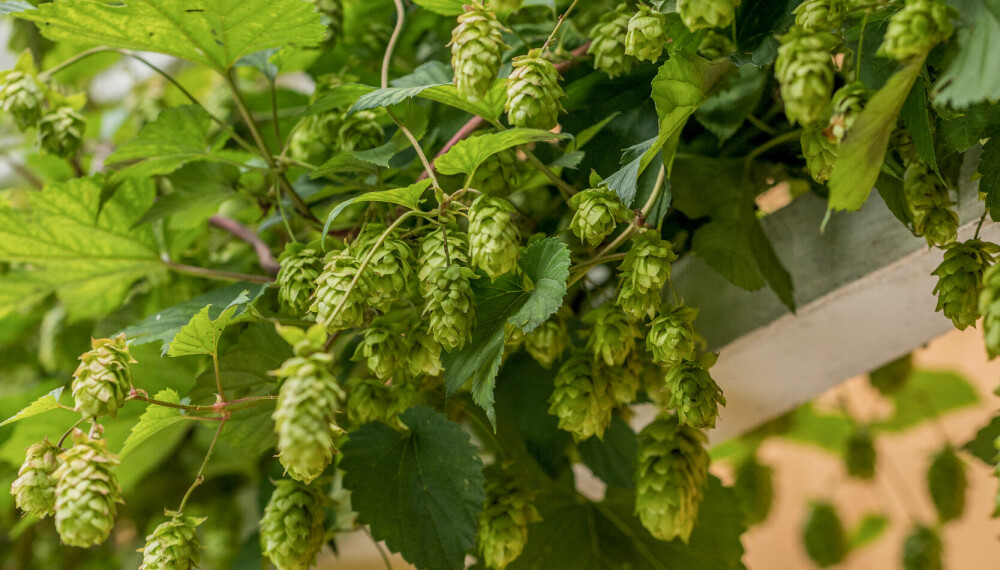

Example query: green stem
[212,348,224,401]
[745,114,776,135]
[269,79,282,147]
[177,418,226,513]
[640,163,666,218]
[57,417,87,448]
[37,47,111,80]
[163,260,274,284]
[524,150,576,198]
[743,129,803,176]
[976,210,988,240]
[567,252,628,286]
[543,0,581,51]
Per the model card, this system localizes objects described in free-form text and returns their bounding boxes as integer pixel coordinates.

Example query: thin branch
[57,417,87,448]
[524,149,576,197]
[542,0,582,52]
[209,215,280,274]
[163,260,275,284]
[177,418,226,513]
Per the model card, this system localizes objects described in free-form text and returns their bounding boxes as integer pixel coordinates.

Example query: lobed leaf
[119,389,190,458]
[166,290,260,357]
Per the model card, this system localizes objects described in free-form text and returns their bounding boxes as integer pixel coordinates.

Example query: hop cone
[337,109,383,152]
[878,0,955,61]
[647,306,698,366]
[311,249,370,332]
[72,333,135,419]
[905,161,958,247]
[547,350,614,441]
[38,105,85,158]
[801,127,837,183]
[54,429,122,548]
[568,187,631,247]
[423,263,477,351]
[927,446,966,523]
[277,242,324,315]
[353,223,414,312]
[677,0,738,32]
[775,29,839,126]
[802,502,847,568]
[869,354,912,394]
[903,525,943,570]
[932,239,998,330]
[588,4,634,77]
[625,4,668,62]
[11,439,60,518]
[469,195,521,278]
[635,414,709,543]
[617,232,677,321]
[473,144,521,195]
[345,377,391,427]
[450,2,507,101]
[352,321,406,380]
[664,359,726,429]
[0,71,44,130]
[272,326,346,483]
[979,264,1000,358]
[793,0,847,30]
[602,357,641,406]
[288,113,341,163]
[504,49,565,130]
[407,328,444,377]
[140,514,205,570]
[844,427,876,479]
[734,454,774,526]
[698,31,736,59]
[476,470,540,569]
[826,81,867,143]
[260,480,326,570]
[524,318,568,368]
[584,306,639,366]
[417,225,469,295]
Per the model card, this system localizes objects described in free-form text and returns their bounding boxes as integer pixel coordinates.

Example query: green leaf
[119,389,190,458]
[320,179,433,238]
[435,129,571,177]
[872,370,979,432]
[694,65,769,143]
[783,403,853,453]
[353,81,507,122]
[341,406,486,570]
[980,133,1000,221]
[0,387,68,427]
[849,513,888,550]
[137,161,240,229]
[937,102,1000,153]
[166,290,259,357]
[351,84,447,113]
[18,0,325,72]
[828,58,925,212]
[577,414,638,489]
[962,415,1000,465]
[411,0,465,15]
[933,0,1000,108]
[506,239,571,333]
[900,79,939,173]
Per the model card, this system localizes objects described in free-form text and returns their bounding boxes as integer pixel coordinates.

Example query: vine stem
[163,260,274,284]
[57,417,86,448]
[177,417,226,513]
[209,215,280,274]
[542,0,581,51]
[128,392,276,413]
[975,210,988,239]
[743,129,803,176]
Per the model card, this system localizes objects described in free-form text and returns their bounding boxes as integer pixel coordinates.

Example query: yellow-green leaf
[167,290,259,357]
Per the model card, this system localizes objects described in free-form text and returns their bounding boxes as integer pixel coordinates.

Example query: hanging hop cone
[547,350,614,441]
[337,109,384,152]
[260,479,326,570]
[904,160,958,247]
[0,71,44,131]
[277,242,325,316]
[635,414,709,543]
[11,439,61,518]
[583,306,640,366]
[504,48,565,130]
[423,263,477,351]
[601,357,642,406]
[664,358,726,429]
[903,525,943,570]
[313,0,344,41]
[979,264,1000,358]
[878,0,955,61]
[802,501,848,568]
[826,81,867,143]
[801,127,838,183]
[477,469,541,570]
[288,113,341,163]
[646,305,698,366]
[677,0,738,32]
[568,187,631,247]
[927,446,966,523]
[775,29,839,126]
[407,328,444,377]
[617,231,677,321]
[272,325,346,484]
[844,427,876,480]
[352,321,407,380]
[345,377,391,428]
[72,334,135,419]
[793,0,847,30]
[932,239,999,330]
[588,4,635,77]
[352,223,414,312]
[53,428,123,548]
[139,513,205,570]
[469,195,521,278]
[311,248,371,333]
[625,4,668,62]
[698,31,736,59]
[473,143,522,195]
[38,105,86,158]
[524,318,568,368]
[734,454,774,526]
[418,224,469,295]
[450,2,507,102]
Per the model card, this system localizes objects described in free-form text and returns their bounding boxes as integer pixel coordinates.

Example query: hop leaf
[311,248,371,333]
[476,468,541,570]
[617,231,677,321]
[676,0,738,32]
[524,318,568,368]
[932,239,999,330]
[54,428,123,548]
[905,160,959,247]
[0,70,44,131]
[504,48,565,130]
[139,513,205,570]
[979,264,1000,358]
[664,359,726,429]
[734,454,774,526]
[72,333,136,419]
[826,81,867,143]
[260,479,326,570]
[802,501,848,568]
[775,29,839,126]
[547,350,614,441]
[634,414,710,543]
[646,305,698,366]
[10,439,61,518]
[38,105,86,158]
[625,4,668,62]
[583,306,640,366]
[422,263,477,351]
[417,225,470,295]
[277,242,324,315]
[588,3,635,77]
[878,0,956,61]
[844,427,877,480]
[449,2,507,102]
[801,127,838,183]
[468,195,520,278]
[353,223,415,313]
[472,139,522,195]
[793,0,847,31]
[903,525,943,570]
[568,188,631,247]
[337,109,384,152]
[927,446,967,523]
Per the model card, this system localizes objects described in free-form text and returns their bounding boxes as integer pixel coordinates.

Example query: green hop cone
[979,264,1000,358]
[38,105,86,158]
[288,113,341,163]
[802,501,848,568]
[583,306,640,366]
[617,231,677,321]
[504,49,565,130]
[139,513,205,570]
[524,318,568,368]
[602,357,642,406]
[277,242,324,315]
[844,427,876,480]
[827,81,867,143]
[477,469,540,570]
[588,4,635,77]
[11,439,61,518]
[260,479,326,570]
[568,187,631,247]
[345,377,391,428]
[547,350,614,441]
[353,223,415,312]
[801,127,837,183]
[72,333,135,419]
[469,195,521,278]
[423,263,477,351]
[54,429,123,548]
[625,4,668,62]
[793,0,847,30]
[646,305,698,366]
[352,321,407,380]
[698,31,736,60]
[676,0,738,32]
[927,446,966,523]
[634,414,710,543]
[472,142,522,195]
[903,525,943,570]
[450,2,507,101]
[904,161,959,247]
[417,225,469,295]
[878,0,956,61]
[407,328,444,377]
[337,109,384,152]
[869,354,912,394]
[775,29,839,126]
[0,71,44,131]
[734,454,774,526]
[932,239,999,330]
[311,248,371,333]
[664,359,726,429]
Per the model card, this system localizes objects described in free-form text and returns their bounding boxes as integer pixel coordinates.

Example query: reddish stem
[209,215,281,275]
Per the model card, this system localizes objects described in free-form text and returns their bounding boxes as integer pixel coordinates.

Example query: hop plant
[277,242,324,315]
[288,113,341,163]
[734,454,774,526]
[260,480,326,570]
[568,187,631,247]
[802,502,848,568]
[407,328,444,377]
[698,31,736,60]
[664,359,727,429]
[352,321,407,380]
[826,81,867,143]
[583,306,640,366]
[927,446,966,523]
[775,29,839,126]
[313,0,344,41]
[418,225,470,295]
[450,2,507,101]
[625,4,668,62]
[468,195,521,278]
[504,48,565,130]
[139,513,205,570]
[272,325,346,483]
[423,263,477,350]
[53,429,123,548]
[634,414,710,543]
[617,231,677,321]
[547,350,614,441]
[476,469,540,569]
[311,249,370,333]
[931,239,998,330]
[524,318,568,368]
[646,306,698,366]
[72,333,135,419]
[383,382,426,428]
[353,223,414,312]
[38,105,85,158]
[979,264,1000,358]
[602,357,642,406]
[844,427,876,479]
[0,70,44,130]
[793,0,847,30]
[11,439,61,518]
[903,525,943,570]
[878,0,956,61]
[472,143,521,195]
[676,0,738,32]
[337,109,384,151]
[801,127,837,183]
[588,4,634,77]
[904,161,959,247]
[345,377,392,427]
